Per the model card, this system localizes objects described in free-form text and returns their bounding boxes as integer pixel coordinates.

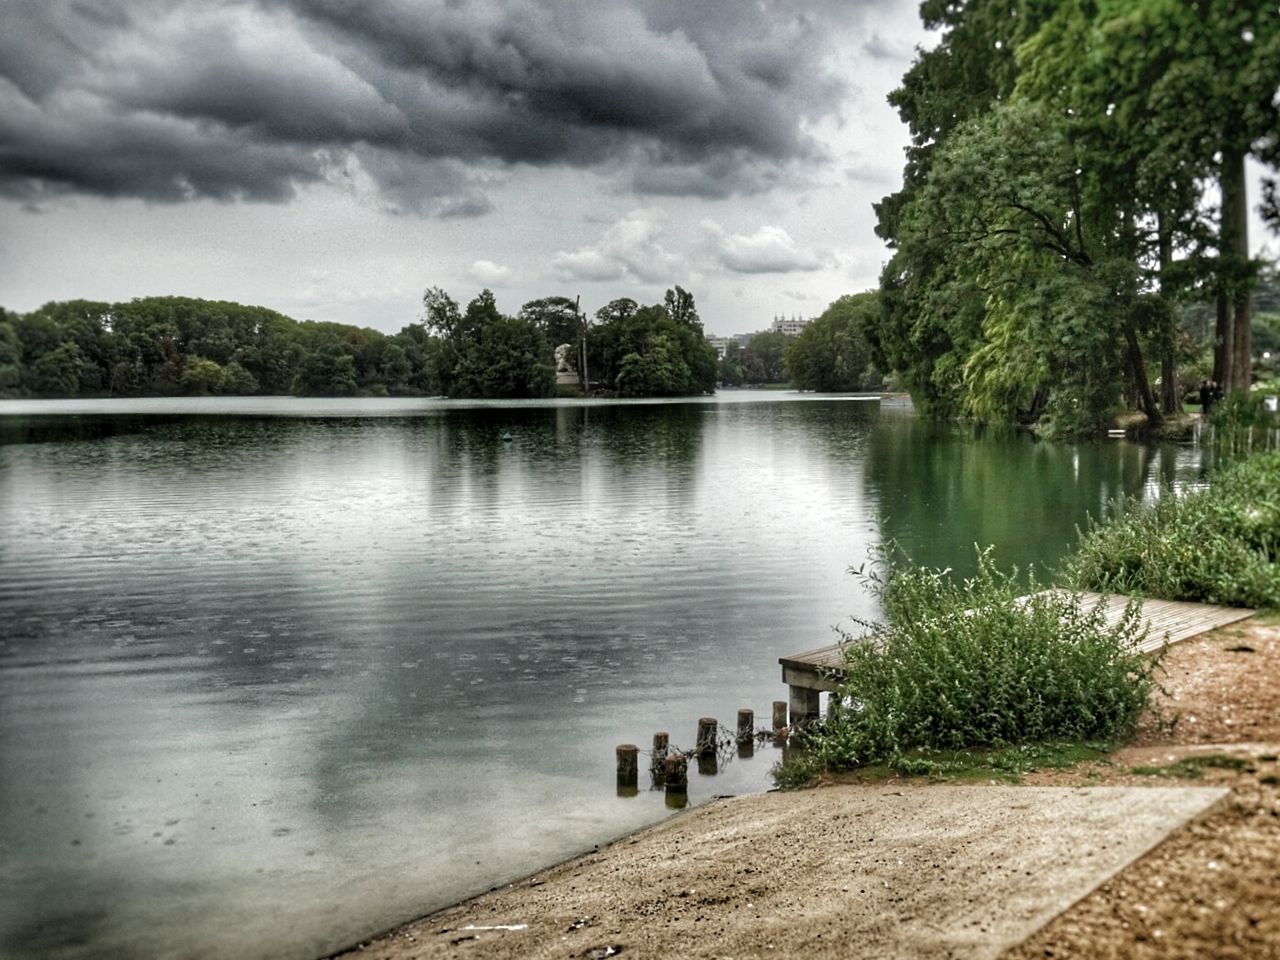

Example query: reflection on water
[0,395,1210,960]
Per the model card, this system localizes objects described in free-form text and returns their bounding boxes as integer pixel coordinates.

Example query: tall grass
[1065,451,1280,608]
[775,549,1158,786]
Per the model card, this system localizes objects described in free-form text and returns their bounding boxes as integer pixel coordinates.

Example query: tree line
[0,286,890,400]
[0,286,722,399]
[868,0,1280,435]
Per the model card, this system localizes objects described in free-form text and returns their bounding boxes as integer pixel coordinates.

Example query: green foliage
[872,0,1280,427]
[775,547,1158,786]
[421,289,554,399]
[1065,452,1280,608]
[786,293,882,392]
[179,356,227,395]
[0,296,444,399]
[586,288,716,396]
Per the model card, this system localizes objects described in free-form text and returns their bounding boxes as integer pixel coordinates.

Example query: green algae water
[0,395,1209,959]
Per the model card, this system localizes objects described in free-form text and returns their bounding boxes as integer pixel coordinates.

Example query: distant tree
[474,316,555,398]
[180,357,227,395]
[223,360,259,395]
[518,296,580,354]
[787,293,881,392]
[587,290,716,396]
[718,343,744,386]
[739,330,789,384]
[594,298,639,326]
[0,312,21,394]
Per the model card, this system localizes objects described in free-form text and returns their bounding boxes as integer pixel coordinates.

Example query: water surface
[0,394,1208,959]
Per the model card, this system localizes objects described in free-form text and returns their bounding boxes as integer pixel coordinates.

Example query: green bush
[1065,452,1280,608]
[774,549,1158,786]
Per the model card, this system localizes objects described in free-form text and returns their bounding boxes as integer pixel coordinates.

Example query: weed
[1065,451,1280,608]
[773,547,1156,786]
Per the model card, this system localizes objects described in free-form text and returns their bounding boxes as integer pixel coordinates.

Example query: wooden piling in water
[616,743,638,791]
[772,700,788,733]
[696,717,718,758]
[650,732,669,786]
[652,731,669,761]
[664,753,688,795]
[736,709,754,743]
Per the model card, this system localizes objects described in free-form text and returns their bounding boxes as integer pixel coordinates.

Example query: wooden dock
[779,591,1256,724]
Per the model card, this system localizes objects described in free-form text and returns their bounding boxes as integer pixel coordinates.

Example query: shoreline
[325,615,1280,959]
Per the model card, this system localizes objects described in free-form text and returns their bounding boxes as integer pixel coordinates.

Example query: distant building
[709,314,809,356]
[771,313,810,336]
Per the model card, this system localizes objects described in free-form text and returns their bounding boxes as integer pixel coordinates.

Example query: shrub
[1065,452,1280,608]
[775,548,1158,786]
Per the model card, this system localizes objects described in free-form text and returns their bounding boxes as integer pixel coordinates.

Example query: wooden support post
[665,753,687,794]
[736,708,754,759]
[650,731,669,787]
[616,744,638,797]
[652,731,669,761]
[789,686,820,727]
[696,717,718,758]
[772,700,788,733]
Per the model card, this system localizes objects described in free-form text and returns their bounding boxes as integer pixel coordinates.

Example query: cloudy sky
[0,0,933,336]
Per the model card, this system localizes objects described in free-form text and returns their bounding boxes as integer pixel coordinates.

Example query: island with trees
[0,284,719,400]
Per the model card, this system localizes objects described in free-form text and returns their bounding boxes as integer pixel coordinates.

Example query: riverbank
[330,615,1279,959]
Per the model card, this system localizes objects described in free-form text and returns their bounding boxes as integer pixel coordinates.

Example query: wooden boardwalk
[779,591,1256,723]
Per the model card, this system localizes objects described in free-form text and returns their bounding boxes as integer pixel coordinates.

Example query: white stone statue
[555,343,575,374]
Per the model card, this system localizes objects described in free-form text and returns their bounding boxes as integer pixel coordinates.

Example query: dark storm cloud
[0,0,883,211]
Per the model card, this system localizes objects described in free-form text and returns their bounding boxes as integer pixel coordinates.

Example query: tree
[786,293,880,392]
[870,0,1279,430]
[518,296,581,353]
[586,292,716,396]
[32,342,83,395]
[180,357,228,395]
[739,330,789,384]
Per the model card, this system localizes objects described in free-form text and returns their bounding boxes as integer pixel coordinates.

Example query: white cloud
[467,259,512,284]
[701,221,824,274]
[551,208,681,284]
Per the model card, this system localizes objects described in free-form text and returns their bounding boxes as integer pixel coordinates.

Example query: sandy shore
[329,615,1280,960]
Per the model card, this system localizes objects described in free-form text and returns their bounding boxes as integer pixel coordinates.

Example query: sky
[0,0,933,336]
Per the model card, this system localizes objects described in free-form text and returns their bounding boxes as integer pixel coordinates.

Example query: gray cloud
[702,220,825,274]
[552,208,681,284]
[0,0,881,211]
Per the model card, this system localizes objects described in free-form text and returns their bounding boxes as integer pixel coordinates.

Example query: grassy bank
[1066,451,1280,608]
[777,452,1280,787]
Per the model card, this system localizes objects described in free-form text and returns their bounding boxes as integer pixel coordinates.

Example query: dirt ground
[331,616,1280,960]
[1002,616,1280,959]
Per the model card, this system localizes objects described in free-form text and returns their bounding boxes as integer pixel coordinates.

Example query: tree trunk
[1221,145,1251,392]
[1157,216,1179,414]
[1124,315,1162,427]
[1214,288,1232,386]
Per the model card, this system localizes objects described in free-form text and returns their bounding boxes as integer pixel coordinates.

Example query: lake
[0,394,1210,959]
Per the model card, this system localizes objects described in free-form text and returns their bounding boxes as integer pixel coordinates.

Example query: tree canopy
[870,0,1280,435]
[0,284,719,400]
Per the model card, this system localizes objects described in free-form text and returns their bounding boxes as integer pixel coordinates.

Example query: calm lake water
[0,394,1210,960]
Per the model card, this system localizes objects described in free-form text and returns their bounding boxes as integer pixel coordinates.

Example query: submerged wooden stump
[696,717,718,758]
[616,743,639,797]
[664,753,688,802]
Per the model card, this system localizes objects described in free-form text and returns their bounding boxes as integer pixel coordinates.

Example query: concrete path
[332,783,1227,960]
